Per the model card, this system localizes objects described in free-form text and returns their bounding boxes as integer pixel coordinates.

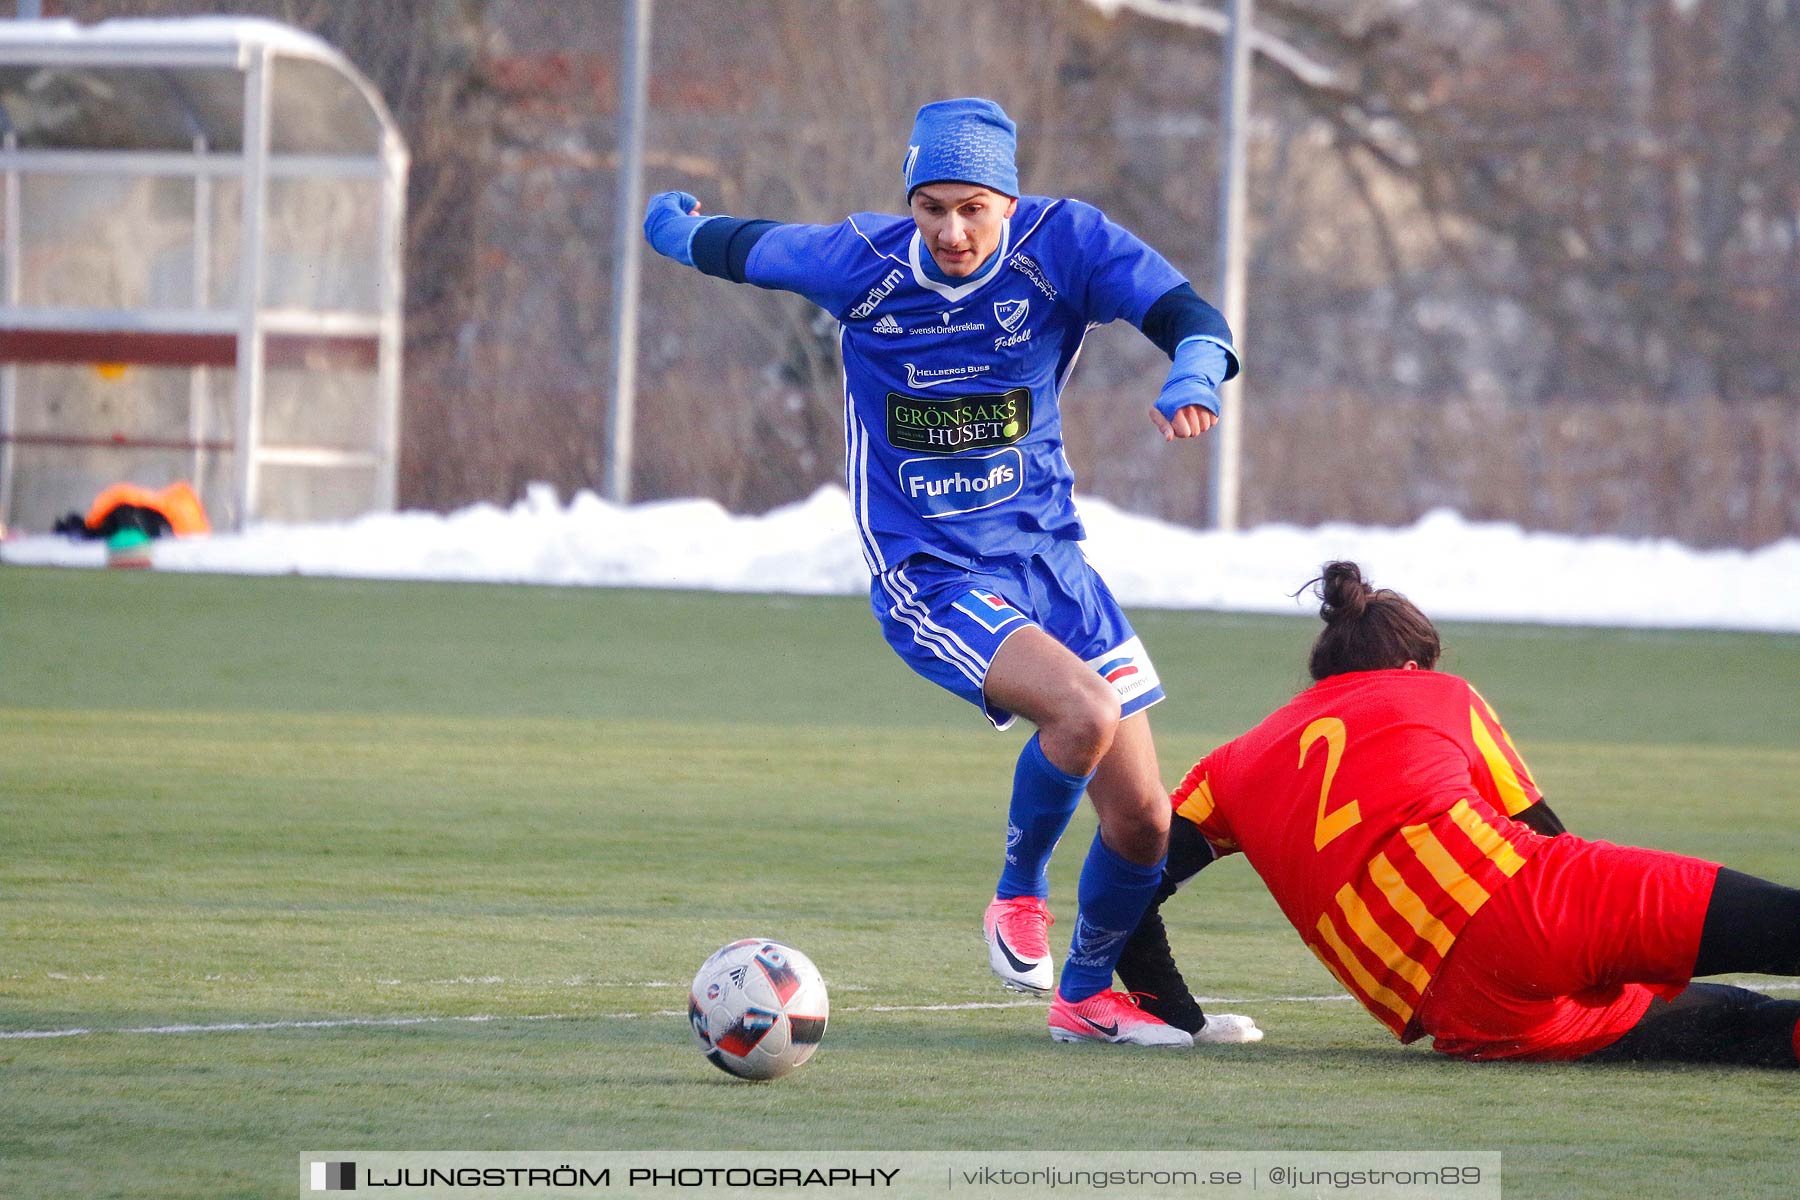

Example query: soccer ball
[687,938,829,1080]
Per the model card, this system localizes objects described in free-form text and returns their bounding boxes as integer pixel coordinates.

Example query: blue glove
[643,190,716,266]
[1155,336,1229,421]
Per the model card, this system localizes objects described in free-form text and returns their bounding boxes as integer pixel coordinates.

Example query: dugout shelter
[0,17,406,532]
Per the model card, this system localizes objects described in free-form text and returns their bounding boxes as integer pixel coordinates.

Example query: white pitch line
[0,1013,575,1040]
[0,1000,1041,1040]
[1201,994,1358,1004]
[6,981,1793,1040]
[848,999,1045,1013]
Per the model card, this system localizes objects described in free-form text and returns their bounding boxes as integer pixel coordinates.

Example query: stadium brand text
[849,269,906,320]
[885,388,1032,455]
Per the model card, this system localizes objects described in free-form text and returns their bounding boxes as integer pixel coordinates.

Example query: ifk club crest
[994,298,1029,334]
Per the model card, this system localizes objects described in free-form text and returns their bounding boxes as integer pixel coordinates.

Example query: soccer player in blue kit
[645,98,1260,1047]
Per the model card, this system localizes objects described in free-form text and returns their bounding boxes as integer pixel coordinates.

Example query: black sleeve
[1139,282,1240,380]
[1164,814,1217,890]
[1513,799,1567,838]
[1114,819,1218,1034]
[690,218,781,284]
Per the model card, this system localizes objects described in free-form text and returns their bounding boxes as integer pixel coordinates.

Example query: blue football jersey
[740,196,1186,572]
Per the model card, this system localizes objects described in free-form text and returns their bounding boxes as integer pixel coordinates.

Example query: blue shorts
[868,539,1165,730]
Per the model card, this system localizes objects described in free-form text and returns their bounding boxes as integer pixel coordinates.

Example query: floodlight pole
[604,0,653,505]
[234,46,272,530]
[0,131,16,530]
[1210,0,1253,531]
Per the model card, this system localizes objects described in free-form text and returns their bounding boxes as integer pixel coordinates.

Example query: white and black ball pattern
[687,938,829,1080]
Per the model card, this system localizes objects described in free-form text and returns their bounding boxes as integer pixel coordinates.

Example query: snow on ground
[4,484,1798,633]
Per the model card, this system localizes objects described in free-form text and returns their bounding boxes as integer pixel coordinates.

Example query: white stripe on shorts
[891,565,999,675]
[877,569,987,688]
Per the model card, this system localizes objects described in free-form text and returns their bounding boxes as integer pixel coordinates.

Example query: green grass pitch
[2,566,1797,1198]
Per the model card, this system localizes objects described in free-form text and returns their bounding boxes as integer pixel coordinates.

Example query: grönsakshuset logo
[885,387,1032,456]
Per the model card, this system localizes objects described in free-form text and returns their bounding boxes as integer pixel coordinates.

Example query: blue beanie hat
[903,98,1019,200]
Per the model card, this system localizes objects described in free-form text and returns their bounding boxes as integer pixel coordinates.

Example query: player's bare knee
[1045,686,1119,774]
[1101,800,1169,866]
[1041,724,1107,776]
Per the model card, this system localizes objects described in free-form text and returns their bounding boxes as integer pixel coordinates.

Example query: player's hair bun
[1316,560,1372,623]
[1303,560,1442,680]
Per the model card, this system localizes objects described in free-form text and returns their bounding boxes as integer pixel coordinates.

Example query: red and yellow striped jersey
[1171,668,1547,1041]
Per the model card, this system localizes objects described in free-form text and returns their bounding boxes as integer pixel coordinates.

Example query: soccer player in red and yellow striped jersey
[1118,562,1800,1066]
[1171,665,1549,1041]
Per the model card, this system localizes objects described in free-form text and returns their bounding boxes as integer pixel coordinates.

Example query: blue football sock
[994,733,1092,900]
[1058,830,1166,1002]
